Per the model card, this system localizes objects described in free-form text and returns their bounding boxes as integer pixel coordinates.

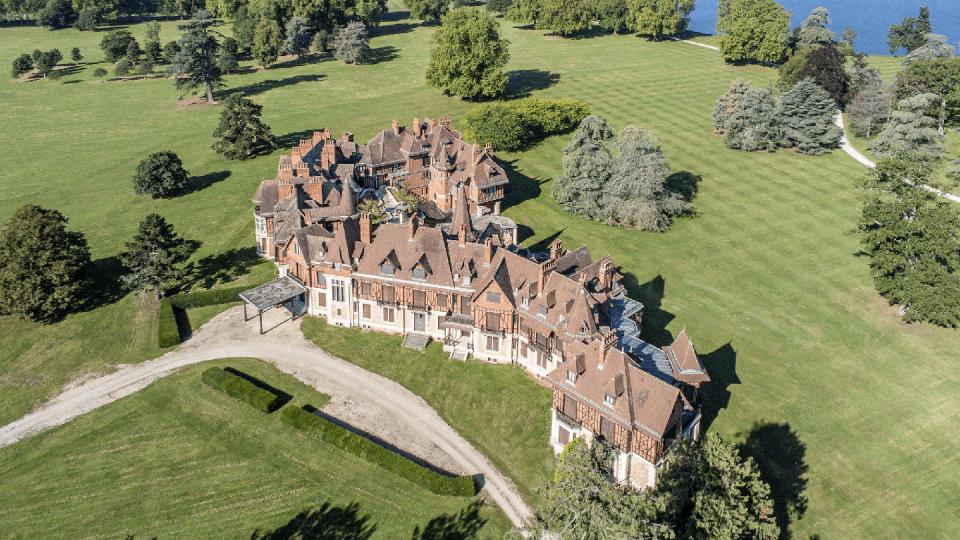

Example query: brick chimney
[409,213,419,239]
[539,259,556,295]
[458,224,467,246]
[484,237,494,265]
[392,119,400,135]
[428,118,436,132]
[440,116,452,130]
[473,141,482,159]
[550,238,563,261]
[600,257,613,291]
[292,146,302,163]
[598,329,617,368]
[342,132,354,142]
[312,131,323,144]
[323,128,331,141]
[485,142,493,157]
[359,212,372,243]
[413,117,420,136]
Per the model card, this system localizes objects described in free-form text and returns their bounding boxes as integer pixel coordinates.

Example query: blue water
[688,0,960,56]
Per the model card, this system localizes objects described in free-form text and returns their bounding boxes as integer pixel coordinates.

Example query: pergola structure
[239,276,308,334]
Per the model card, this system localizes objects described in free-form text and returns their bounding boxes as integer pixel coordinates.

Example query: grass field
[2,5,960,539]
[0,357,510,539]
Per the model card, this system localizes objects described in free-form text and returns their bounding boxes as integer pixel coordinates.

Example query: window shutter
[558,427,570,445]
[363,304,370,318]
[563,394,578,419]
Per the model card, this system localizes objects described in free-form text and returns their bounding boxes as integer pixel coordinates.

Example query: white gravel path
[0,306,532,528]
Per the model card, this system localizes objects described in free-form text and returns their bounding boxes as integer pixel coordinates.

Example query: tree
[0,205,91,322]
[795,6,835,49]
[32,49,43,66]
[144,21,162,63]
[795,46,849,104]
[145,21,161,43]
[135,60,154,78]
[312,28,336,53]
[252,17,282,67]
[47,68,63,82]
[404,0,446,23]
[888,6,932,55]
[716,0,790,64]
[505,0,542,26]
[166,11,223,104]
[358,199,388,224]
[626,0,695,41]
[11,54,33,80]
[426,8,510,100]
[114,58,133,77]
[162,41,181,63]
[847,77,891,138]
[594,0,627,33]
[38,0,77,29]
[333,22,370,64]
[868,94,944,159]
[858,156,960,327]
[34,50,57,77]
[100,29,136,63]
[75,6,98,31]
[212,93,277,159]
[776,46,811,90]
[125,39,142,64]
[231,5,257,54]
[93,67,108,79]
[894,57,960,135]
[132,151,189,197]
[841,27,857,50]
[723,87,782,151]
[778,78,841,155]
[902,33,955,67]
[217,51,239,74]
[532,0,592,36]
[119,214,190,300]
[553,115,615,219]
[526,438,671,539]
[283,17,312,59]
[654,432,780,540]
[712,78,751,133]
[70,47,82,64]
[486,0,513,15]
[350,0,388,28]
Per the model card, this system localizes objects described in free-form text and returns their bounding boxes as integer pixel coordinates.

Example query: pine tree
[11,54,33,80]
[858,156,960,327]
[778,78,841,155]
[888,7,932,55]
[723,87,782,152]
[166,11,223,104]
[70,47,82,65]
[132,151,190,198]
[119,214,191,300]
[552,115,616,220]
[252,17,282,67]
[847,77,891,138]
[333,22,370,65]
[211,93,277,160]
[0,205,92,322]
[712,78,751,133]
[426,8,510,100]
[893,57,960,135]
[283,17,312,59]
[868,94,944,159]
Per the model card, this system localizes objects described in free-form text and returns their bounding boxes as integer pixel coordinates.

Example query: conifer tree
[252,17,282,67]
[723,87,782,152]
[166,11,223,104]
[888,7,932,55]
[119,214,191,300]
[132,151,190,198]
[796,7,835,49]
[212,93,277,160]
[553,115,616,220]
[283,17,312,59]
[868,94,944,159]
[0,205,91,322]
[894,57,960,135]
[333,22,370,65]
[712,78,751,133]
[778,78,841,155]
[901,33,955,66]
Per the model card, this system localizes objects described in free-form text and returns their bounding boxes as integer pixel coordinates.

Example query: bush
[462,98,590,152]
[281,405,476,497]
[114,59,132,77]
[202,367,282,413]
[158,299,179,348]
[156,284,252,348]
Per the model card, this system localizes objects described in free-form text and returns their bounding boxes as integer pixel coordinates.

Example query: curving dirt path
[0,306,532,528]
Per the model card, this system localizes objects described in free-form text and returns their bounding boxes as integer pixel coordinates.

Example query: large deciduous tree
[426,8,510,100]
[252,17,283,68]
[504,0,542,27]
[868,94,944,159]
[858,156,960,327]
[894,57,960,135]
[100,29,136,63]
[716,0,790,64]
[0,205,91,322]
[333,22,371,64]
[593,0,627,33]
[38,0,76,29]
[847,76,891,138]
[212,93,277,160]
[166,11,223,104]
[132,151,190,198]
[404,0,447,23]
[119,214,191,300]
[778,78,841,155]
[795,6,835,49]
[887,6,932,55]
[11,54,33,80]
[536,0,593,37]
[794,46,849,104]
[626,0,695,41]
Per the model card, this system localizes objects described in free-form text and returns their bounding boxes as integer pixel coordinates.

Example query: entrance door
[414,313,426,332]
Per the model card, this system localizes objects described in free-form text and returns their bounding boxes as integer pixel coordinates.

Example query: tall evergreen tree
[626,0,695,41]
[778,78,841,155]
[901,33,955,66]
[552,115,616,220]
[858,156,960,327]
[0,205,91,322]
[252,17,283,67]
[119,214,191,300]
[716,0,790,64]
[212,93,277,160]
[795,6,835,49]
[426,8,510,100]
[166,11,223,104]
[723,87,782,152]
[132,151,190,198]
[894,57,960,135]
[712,78,751,133]
[333,22,370,65]
[887,7,932,55]
[283,17,312,59]
[868,94,944,159]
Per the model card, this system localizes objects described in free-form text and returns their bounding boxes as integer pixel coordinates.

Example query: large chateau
[248,117,709,488]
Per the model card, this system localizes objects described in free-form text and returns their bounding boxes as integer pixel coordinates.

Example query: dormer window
[566,371,576,384]
[521,296,529,308]
[294,243,301,255]
[381,263,394,276]
[604,394,615,407]
[412,268,426,280]
[486,291,500,303]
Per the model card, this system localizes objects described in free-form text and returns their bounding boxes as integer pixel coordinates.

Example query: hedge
[462,97,590,152]
[201,367,283,413]
[280,405,476,497]
[158,284,254,348]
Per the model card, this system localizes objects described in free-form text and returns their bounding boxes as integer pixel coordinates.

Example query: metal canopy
[240,276,307,311]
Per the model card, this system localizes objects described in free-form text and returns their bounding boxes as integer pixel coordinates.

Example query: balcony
[555,408,580,429]
[478,189,503,203]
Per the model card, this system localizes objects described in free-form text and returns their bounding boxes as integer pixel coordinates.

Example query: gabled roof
[664,329,710,383]
[355,221,455,287]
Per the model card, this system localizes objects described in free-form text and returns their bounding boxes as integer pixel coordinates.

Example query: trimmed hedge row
[281,405,476,497]
[158,284,253,348]
[462,97,591,152]
[202,367,282,413]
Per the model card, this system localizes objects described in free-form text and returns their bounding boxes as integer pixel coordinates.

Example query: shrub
[281,405,476,497]
[462,98,590,152]
[93,67,108,79]
[158,298,179,348]
[156,284,252,348]
[202,367,282,413]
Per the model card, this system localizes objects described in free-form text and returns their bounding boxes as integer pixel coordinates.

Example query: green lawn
[1,6,959,539]
[300,319,555,503]
[0,358,510,539]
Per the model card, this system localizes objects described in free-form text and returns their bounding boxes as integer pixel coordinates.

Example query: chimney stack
[600,257,613,290]
[539,259,556,295]
[485,142,493,157]
[458,224,467,246]
[392,119,400,135]
[413,117,420,136]
[323,129,331,141]
[313,131,323,145]
[342,132,354,142]
[599,330,617,367]
[473,141,482,159]
[428,118,436,132]
[359,212,372,243]
[484,238,494,265]
[409,213,419,239]
[550,238,563,261]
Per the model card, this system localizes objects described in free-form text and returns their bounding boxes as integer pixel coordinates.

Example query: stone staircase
[449,349,469,361]
[402,333,430,350]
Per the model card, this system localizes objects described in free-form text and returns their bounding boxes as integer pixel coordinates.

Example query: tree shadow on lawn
[738,421,809,540]
[275,129,316,151]
[698,342,740,433]
[499,159,547,213]
[73,256,128,316]
[225,73,325,98]
[177,170,231,196]
[370,20,417,38]
[249,500,377,540]
[504,69,560,99]
[182,246,263,290]
[411,500,487,540]
[666,171,701,203]
[367,45,399,65]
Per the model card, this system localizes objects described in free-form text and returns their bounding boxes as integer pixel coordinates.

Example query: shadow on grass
[226,73,325,98]
[224,367,293,409]
[504,69,560,99]
[698,343,740,433]
[620,273,676,347]
[249,500,377,540]
[367,45,399,65]
[370,20,417,38]
[183,246,262,289]
[500,159,546,212]
[675,29,714,41]
[275,128,315,151]
[78,256,128,314]
[526,228,565,253]
[411,500,487,540]
[177,170,231,196]
[666,171,702,202]
[739,422,809,540]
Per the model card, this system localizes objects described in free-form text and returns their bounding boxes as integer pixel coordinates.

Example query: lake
[687,0,960,56]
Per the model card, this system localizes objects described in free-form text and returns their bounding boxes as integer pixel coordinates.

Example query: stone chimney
[409,213,419,239]
[458,224,467,246]
[392,119,400,135]
[599,330,617,367]
[359,212,372,243]
[440,116,452,130]
[550,238,563,261]
[600,257,613,291]
[342,132,354,142]
[484,238,494,265]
